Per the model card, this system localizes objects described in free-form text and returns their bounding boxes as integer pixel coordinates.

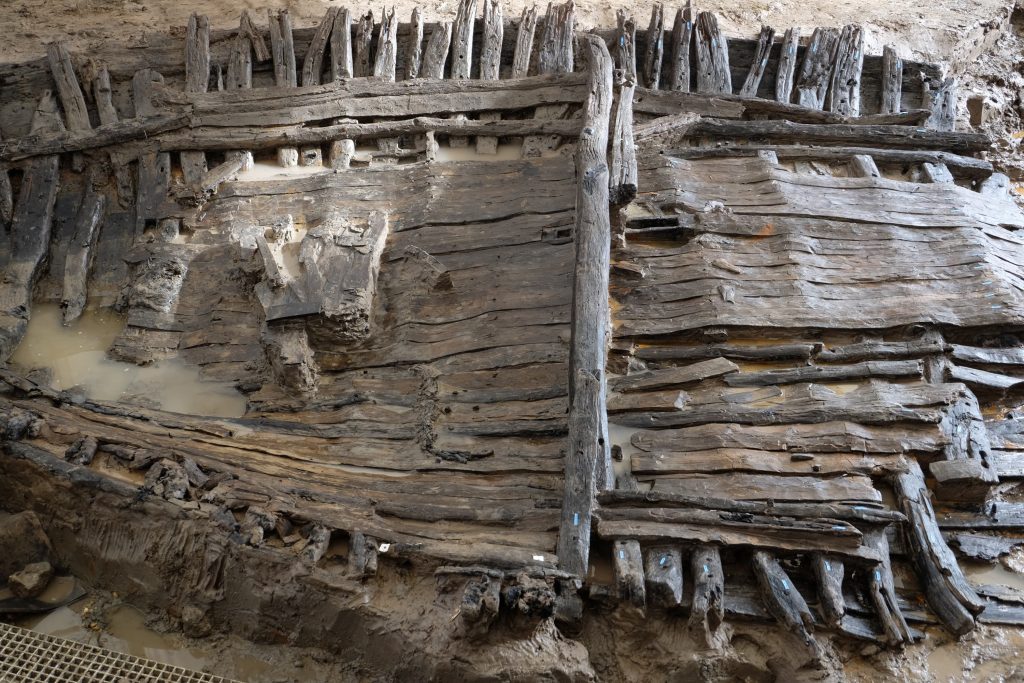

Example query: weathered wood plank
[609,73,637,204]
[45,42,91,132]
[880,45,902,114]
[666,1,694,92]
[924,76,957,132]
[774,27,799,102]
[694,11,730,94]
[403,8,424,79]
[181,13,211,185]
[302,7,339,87]
[60,180,106,325]
[452,0,477,79]
[420,22,454,80]
[827,24,864,116]
[794,27,839,109]
[225,21,253,90]
[630,449,900,477]
[373,7,399,81]
[556,34,613,578]
[512,6,538,78]
[354,11,374,78]
[952,345,1024,365]
[812,554,845,628]
[863,528,914,646]
[894,460,985,635]
[612,357,738,393]
[635,342,819,363]
[647,472,881,504]
[476,0,503,154]
[642,4,665,90]
[723,360,922,387]
[329,9,353,81]
[739,26,775,98]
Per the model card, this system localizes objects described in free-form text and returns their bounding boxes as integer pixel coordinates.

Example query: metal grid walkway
[0,622,239,683]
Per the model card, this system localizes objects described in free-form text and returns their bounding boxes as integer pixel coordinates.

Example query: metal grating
[0,622,239,683]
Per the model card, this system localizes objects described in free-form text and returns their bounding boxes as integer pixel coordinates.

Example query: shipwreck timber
[2,3,1024,679]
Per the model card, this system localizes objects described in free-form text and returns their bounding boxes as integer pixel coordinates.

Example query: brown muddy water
[11,304,247,418]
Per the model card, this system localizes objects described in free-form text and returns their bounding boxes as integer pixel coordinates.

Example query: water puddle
[927,641,968,682]
[965,561,1024,593]
[10,304,246,418]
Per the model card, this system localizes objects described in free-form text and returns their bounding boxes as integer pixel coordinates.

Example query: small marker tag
[824,561,832,571]
[875,570,882,582]
[703,564,709,574]
[533,554,545,562]
[782,579,790,590]
[619,549,625,559]
[378,543,390,553]
[573,512,580,526]
[660,556,668,566]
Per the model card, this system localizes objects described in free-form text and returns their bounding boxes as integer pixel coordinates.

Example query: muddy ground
[4,0,1024,681]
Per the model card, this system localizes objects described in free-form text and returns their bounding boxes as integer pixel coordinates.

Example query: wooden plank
[723,360,922,387]
[774,27,799,102]
[420,22,453,79]
[694,11,730,94]
[880,45,902,114]
[630,449,900,477]
[689,546,724,646]
[643,545,683,607]
[819,337,947,362]
[609,74,637,204]
[894,460,985,635]
[302,7,339,87]
[329,9,353,81]
[951,345,1024,366]
[511,6,538,78]
[630,420,945,455]
[635,342,819,363]
[354,11,374,78]
[739,26,775,98]
[794,27,839,109]
[404,8,424,79]
[46,41,91,132]
[863,528,914,646]
[373,7,399,81]
[948,363,1024,392]
[647,472,881,504]
[642,4,665,90]
[753,551,819,655]
[60,180,106,325]
[611,357,738,393]
[91,67,134,205]
[827,24,864,116]
[613,540,645,606]
[556,34,613,578]
[666,1,694,92]
[451,0,477,79]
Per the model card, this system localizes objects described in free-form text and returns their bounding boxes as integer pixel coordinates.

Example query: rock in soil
[9,560,54,598]
[0,511,53,579]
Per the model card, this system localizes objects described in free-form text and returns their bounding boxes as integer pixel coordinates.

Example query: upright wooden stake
[694,11,731,94]
[794,27,839,109]
[354,12,375,77]
[330,9,354,81]
[666,1,694,92]
[511,6,538,78]
[614,10,637,79]
[45,42,91,132]
[828,24,864,116]
[880,45,903,114]
[642,4,664,90]
[476,0,504,154]
[556,33,612,577]
[302,7,340,86]
[452,0,478,79]
[689,545,724,646]
[420,22,453,79]
[774,27,799,102]
[739,26,775,98]
[182,13,211,185]
[269,10,299,167]
[405,8,424,79]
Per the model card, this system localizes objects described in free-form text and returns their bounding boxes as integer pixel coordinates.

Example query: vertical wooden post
[880,45,902,114]
[182,13,211,184]
[476,0,504,154]
[511,6,538,78]
[774,27,799,103]
[556,33,612,576]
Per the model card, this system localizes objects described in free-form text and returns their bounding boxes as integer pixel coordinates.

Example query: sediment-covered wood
[863,528,914,646]
[613,539,645,606]
[812,554,845,628]
[752,551,818,654]
[689,545,724,645]
[60,181,106,325]
[643,545,683,607]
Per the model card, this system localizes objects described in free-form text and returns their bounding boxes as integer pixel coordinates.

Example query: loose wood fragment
[666,2,694,91]
[894,461,985,635]
[812,554,844,628]
[452,0,478,79]
[61,181,106,325]
[752,551,818,655]
[642,4,665,90]
[739,26,775,98]
[880,45,902,114]
[512,6,538,78]
[827,24,864,116]
[689,545,724,646]
[613,540,645,607]
[920,161,954,183]
[420,22,452,79]
[46,42,90,132]
[354,12,374,77]
[775,28,799,102]
[405,8,424,79]
[694,11,731,94]
[643,546,683,607]
[862,528,914,646]
[795,28,840,109]
[329,9,353,81]
[302,7,340,86]
[924,76,957,132]
[373,7,399,81]
[556,35,613,577]
[192,152,248,200]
